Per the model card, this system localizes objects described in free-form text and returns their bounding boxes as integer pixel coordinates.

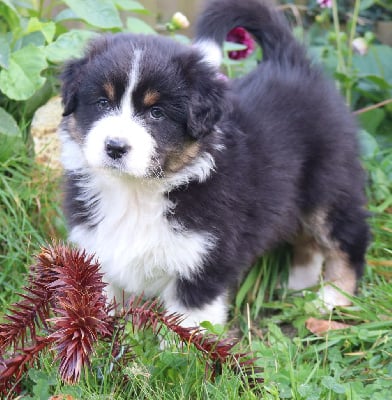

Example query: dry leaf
[306,317,351,336]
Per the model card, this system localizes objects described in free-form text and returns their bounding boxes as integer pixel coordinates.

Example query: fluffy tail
[195,0,307,67]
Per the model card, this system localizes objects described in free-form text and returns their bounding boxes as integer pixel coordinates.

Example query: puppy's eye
[150,107,164,120]
[97,98,112,111]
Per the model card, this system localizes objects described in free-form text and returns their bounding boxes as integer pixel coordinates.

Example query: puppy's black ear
[60,57,87,116]
[187,81,226,139]
[185,53,227,139]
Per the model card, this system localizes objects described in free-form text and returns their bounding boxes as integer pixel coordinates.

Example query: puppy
[59,0,370,327]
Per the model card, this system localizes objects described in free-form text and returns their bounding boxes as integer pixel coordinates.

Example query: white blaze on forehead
[121,49,142,118]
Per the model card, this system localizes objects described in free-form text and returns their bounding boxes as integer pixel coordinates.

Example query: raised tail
[195,0,307,67]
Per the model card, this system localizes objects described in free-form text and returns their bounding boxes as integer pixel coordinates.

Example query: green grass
[0,156,65,308]
[0,150,391,399]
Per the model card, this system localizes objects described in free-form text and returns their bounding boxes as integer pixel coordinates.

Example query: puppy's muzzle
[105,137,131,160]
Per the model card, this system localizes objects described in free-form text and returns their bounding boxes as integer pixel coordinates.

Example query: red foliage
[124,296,262,384]
[0,243,112,392]
[0,243,262,395]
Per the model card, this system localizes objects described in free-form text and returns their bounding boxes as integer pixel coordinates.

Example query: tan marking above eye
[143,90,160,107]
[103,82,115,102]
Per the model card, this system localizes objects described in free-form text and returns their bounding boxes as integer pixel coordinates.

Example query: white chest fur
[69,172,215,298]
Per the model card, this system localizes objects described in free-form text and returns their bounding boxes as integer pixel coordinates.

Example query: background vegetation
[0,0,391,398]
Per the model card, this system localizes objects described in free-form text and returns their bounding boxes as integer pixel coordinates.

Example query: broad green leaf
[0,0,17,12]
[62,0,122,29]
[0,107,21,137]
[358,129,379,159]
[321,376,346,394]
[353,45,392,84]
[126,17,156,34]
[28,369,57,385]
[19,31,46,48]
[0,34,11,69]
[359,0,375,11]
[0,45,47,100]
[54,8,78,23]
[0,107,24,162]
[26,17,56,44]
[359,107,385,136]
[32,379,51,400]
[45,30,99,63]
[115,0,146,11]
[199,321,224,335]
[0,1,20,30]
[362,74,392,90]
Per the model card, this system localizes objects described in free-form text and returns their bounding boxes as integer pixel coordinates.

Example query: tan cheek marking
[143,90,160,107]
[165,142,201,173]
[103,82,115,103]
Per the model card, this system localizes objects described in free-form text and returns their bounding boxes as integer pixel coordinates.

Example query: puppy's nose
[105,138,130,160]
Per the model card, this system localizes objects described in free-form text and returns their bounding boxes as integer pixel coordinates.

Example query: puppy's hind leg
[288,234,324,291]
[318,205,370,310]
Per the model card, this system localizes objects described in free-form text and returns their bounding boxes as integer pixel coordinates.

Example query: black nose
[105,138,130,160]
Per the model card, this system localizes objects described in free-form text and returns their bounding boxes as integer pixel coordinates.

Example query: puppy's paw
[317,285,353,313]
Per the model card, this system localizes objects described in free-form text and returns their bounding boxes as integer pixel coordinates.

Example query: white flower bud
[352,37,368,56]
[171,12,190,30]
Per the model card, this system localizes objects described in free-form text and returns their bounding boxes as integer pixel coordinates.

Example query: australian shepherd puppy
[59,0,370,327]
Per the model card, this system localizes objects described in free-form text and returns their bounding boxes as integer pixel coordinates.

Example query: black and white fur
[59,0,370,327]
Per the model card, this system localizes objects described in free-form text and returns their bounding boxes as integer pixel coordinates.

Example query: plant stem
[331,0,345,76]
[346,0,361,106]
[353,98,392,115]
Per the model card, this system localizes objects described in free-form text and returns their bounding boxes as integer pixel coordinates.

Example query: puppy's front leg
[162,281,229,328]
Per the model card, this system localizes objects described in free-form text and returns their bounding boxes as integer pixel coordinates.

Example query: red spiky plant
[0,242,262,396]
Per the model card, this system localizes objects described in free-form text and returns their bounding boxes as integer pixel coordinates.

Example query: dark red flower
[226,27,255,60]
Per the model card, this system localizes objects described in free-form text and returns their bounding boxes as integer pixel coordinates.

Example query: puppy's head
[60,33,227,180]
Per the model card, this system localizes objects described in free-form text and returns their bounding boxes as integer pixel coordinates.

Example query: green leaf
[62,0,122,29]
[223,41,248,52]
[26,17,56,44]
[353,45,392,85]
[0,0,17,12]
[0,107,24,162]
[199,321,224,335]
[54,8,78,23]
[115,0,146,11]
[0,45,47,100]
[361,74,392,90]
[28,369,57,400]
[321,376,346,394]
[46,30,99,63]
[28,369,57,385]
[359,0,375,11]
[0,107,21,137]
[19,31,46,48]
[0,1,20,30]
[32,379,51,400]
[0,34,11,69]
[359,108,385,136]
[126,17,156,34]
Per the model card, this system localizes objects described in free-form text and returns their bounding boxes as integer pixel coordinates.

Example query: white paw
[317,285,352,313]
